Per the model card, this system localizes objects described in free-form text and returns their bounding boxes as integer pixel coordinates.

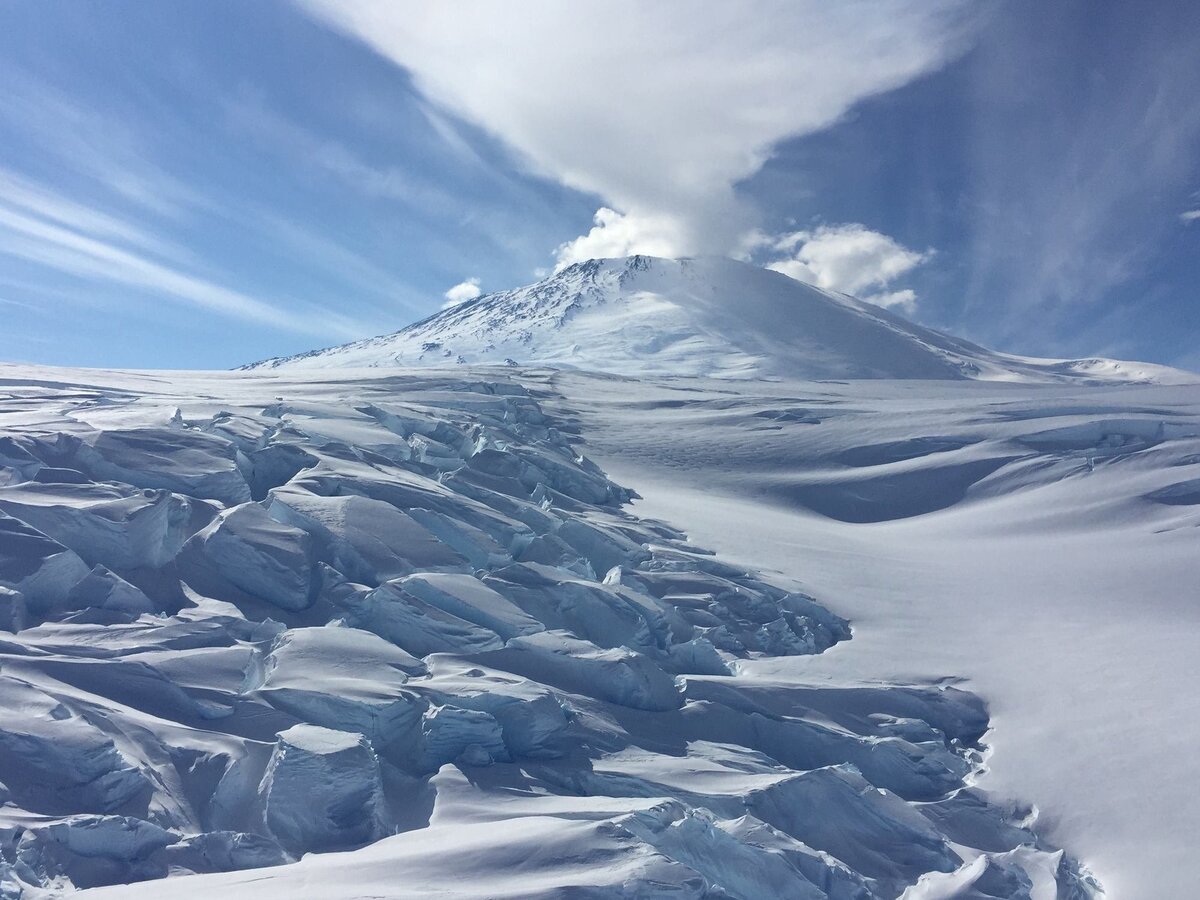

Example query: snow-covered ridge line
[0,366,1098,897]
[244,255,1195,385]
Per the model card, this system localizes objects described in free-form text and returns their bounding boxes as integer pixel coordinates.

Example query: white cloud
[295,1,980,260]
[861,288,919,313]
[763,223,931,310]
[553,208,686,271]
[1181,209,1200,223]
[442,277,482,307]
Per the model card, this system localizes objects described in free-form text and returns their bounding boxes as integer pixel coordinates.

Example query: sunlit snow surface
[0,364,1143,898]
[557,372,1200,899]
[245,256,1194,386]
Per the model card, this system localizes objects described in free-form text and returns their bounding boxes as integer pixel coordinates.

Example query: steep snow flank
[245,256,1195,384]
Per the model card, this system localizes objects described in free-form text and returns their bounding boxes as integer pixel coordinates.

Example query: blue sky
[0,1,1197,371]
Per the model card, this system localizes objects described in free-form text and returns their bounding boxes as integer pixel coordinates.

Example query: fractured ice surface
[252,625,424,745]
[65,565,156,616]
[0,512,90,615]
[0,369,1101,898]
[181,502,317,611]
[267,486,467,584]
[0,482,197,571]
[260,724,387,854]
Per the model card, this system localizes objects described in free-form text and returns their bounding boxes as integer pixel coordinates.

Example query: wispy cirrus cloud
[2,9,590,366]
[0,71,417,344]
[237,207,431,320]
[958,2,1200,352]
[295,0,983,267]
[0,166,192,263]
[0,168,362,337]
[224,93,464,216]
[0,70,214,220]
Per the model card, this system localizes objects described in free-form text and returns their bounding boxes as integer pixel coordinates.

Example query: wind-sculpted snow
[0,366,1101,898]
[244,255,1195,386]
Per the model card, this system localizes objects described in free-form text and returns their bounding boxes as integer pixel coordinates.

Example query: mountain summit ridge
[245,255,1194,384]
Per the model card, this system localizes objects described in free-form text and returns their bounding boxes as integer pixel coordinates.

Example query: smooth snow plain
[551,371,1200,899]
[0,362,1135,899]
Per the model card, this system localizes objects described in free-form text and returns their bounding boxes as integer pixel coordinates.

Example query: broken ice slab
[180,502,318,611]
[0,511,90,616]
[259,724,387,856]
[267,486,467,585]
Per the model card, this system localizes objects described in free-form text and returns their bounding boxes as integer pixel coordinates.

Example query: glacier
[0,361,1122,899]
[0,256,1196,897]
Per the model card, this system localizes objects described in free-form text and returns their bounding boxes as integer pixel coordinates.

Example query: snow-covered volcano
[246,256,1193,384]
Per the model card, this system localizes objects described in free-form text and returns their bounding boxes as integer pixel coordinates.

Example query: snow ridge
[0,366,1100,898]
[245,255,1194,385]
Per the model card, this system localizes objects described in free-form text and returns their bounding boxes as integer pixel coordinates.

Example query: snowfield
[0,257,1196,898]
[0,363,1120,899]
[552,371,1200,899]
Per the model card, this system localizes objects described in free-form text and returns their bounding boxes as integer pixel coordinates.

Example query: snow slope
[0,364,1101,898]
[555,370,1200,898]
[245,256,1195,385]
